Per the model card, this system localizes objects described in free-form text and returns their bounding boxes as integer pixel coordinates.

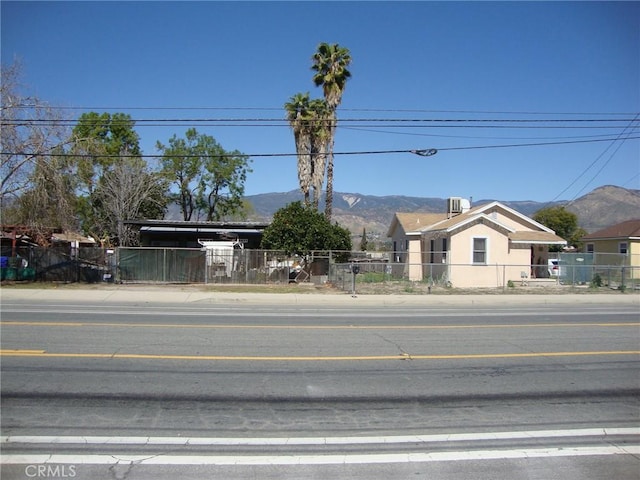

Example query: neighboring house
[123,220,270,249]
[581,219,640,278]
[387,198,567,288]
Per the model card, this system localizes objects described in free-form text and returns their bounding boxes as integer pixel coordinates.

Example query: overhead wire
[3,135,639,159]
[568,113,640,201]
[8,104,638,116]
[544,113,640,206]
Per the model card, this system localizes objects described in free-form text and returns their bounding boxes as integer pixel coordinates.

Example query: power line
[5,117,637,124]
[10,104,638,116]
[342,126,640,141]
[548,114,640,206]
[3,135,638,159]
[569,114,640,201]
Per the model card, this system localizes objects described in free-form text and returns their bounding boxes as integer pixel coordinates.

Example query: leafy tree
[261,201,352,260]
[156,128,204,220]
[70,112,141,195]
[68,111,168,243]
[533,206,587,251]
[311,43,352,220]
[360,227,368,251]
[157,129,252,221]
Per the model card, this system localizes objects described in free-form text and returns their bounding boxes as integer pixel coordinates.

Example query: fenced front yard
[2,246,638,292]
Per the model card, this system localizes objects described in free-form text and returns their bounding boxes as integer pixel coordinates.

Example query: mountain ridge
[244,185,640,237]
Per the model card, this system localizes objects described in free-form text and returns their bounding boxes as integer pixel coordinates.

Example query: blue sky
[2,1,639,202]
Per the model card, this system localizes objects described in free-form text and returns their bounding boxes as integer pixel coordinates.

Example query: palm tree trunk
[324,151,334,220]
[324,119,336,220]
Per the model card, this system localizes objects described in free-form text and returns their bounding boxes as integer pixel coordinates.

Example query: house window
[442,238,448,262]
[619,242,628,255]
[473,237,487,264]
[430,239,435,264]
[586,243,594,253]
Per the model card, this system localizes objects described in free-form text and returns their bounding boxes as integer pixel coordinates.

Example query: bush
[261,202,352,260]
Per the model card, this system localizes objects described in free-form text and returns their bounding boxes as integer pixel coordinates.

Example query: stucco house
[387,198,567,288]
[581,219,640,279]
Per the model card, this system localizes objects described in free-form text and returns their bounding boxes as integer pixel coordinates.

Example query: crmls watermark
[24,465,77,478]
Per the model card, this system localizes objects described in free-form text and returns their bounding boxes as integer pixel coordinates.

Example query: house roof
[387,213,448,237]
[582,219,640,240]
[509,231,567,245]
[125,219,269,236]
[124,219,270,228]
[51,232,96,244]
[389,201,567,245]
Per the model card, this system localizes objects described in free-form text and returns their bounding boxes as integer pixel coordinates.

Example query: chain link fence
[330,252,640,292]
[2,246,638,291]
[116,248,347,285]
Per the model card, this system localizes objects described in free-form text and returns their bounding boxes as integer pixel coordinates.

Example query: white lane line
[2,445,639,465]
[3,427,638,446]
[2,307,636,318]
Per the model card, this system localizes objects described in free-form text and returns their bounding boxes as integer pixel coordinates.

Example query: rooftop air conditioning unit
[447,197,471,217]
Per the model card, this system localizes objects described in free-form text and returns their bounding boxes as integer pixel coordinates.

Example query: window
[473,237,487,264]
[442,238,448,262]
[430,239,435,263]
[586,243,594,253]
[619,242,628,255]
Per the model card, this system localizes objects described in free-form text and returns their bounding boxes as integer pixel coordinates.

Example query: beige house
[582,219,640,279]
[387,198,567,288]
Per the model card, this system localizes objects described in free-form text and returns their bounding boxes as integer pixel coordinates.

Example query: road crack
[372,332,412,359]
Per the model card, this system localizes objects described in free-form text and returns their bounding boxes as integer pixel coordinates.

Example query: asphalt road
[1,291,639,479]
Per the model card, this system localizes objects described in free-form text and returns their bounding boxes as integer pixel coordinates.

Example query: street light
[411,149,438,157]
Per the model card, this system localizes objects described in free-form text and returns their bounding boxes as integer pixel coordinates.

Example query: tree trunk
[324,119,337,221]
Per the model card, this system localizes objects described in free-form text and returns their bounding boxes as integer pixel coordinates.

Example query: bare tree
[94,157,167,246]
[1,61,70,201]
[10,150,77,240]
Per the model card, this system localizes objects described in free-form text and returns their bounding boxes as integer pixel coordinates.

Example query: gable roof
[387,212,448,237]
[582,219,640,240]
[388,201,567,245]
[422,211,515,235]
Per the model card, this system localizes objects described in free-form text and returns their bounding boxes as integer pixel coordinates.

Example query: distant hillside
[244,185,640,237]
[563,185,640,232]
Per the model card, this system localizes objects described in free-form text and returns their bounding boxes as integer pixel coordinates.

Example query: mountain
[245,185,640,238]
[564,185,640,233]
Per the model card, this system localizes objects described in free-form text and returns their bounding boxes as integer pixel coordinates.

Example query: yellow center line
[1,350,639,361]
[1,321,639,330]
[0,349,46,354]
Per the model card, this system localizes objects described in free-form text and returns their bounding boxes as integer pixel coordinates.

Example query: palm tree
[311,43,352,220]
[308,98,330,210]
[284,93,313,205]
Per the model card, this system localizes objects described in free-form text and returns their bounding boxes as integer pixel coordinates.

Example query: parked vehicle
[548,259,564,277]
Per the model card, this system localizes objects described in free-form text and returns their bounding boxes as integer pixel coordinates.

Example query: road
[1,292,639,479]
